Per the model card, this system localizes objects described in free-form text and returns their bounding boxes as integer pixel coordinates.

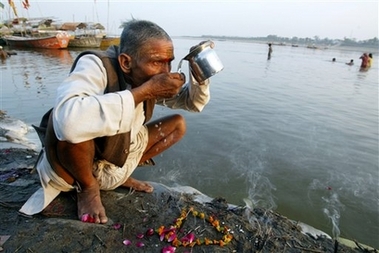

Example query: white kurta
[53,54,211,144]
[19,53,211,215]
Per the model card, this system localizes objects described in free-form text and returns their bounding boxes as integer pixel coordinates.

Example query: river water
[1,38,378,248]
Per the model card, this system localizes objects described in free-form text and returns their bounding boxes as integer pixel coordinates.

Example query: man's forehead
[140,39,173,58]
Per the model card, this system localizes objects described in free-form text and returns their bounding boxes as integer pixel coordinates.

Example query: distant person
[0,46,9,63]
[346,59,354,66]
[267,43,273,60]
[332,58,336,62]
[367,53,373,68]
[359,53,369,70]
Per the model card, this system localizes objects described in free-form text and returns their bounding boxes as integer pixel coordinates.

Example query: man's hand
[148,72,185,98]
[131,72,185,104]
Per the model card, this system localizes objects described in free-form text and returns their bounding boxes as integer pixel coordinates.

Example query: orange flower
[157,225,165,235]
[209,216,214,223]
[204,238,212,245]
[219,240,226,247]
[156,207,233,249]
[172,238,182,247]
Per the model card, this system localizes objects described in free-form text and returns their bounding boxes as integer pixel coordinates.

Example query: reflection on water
[0,47,82,122]
[1,40,378,248]
[33,48,74,65]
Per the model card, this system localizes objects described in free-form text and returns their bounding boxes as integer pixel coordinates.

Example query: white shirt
[53,54,210,144]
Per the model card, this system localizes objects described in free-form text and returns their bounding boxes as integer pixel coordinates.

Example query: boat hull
[100,37,120,48]
[68,36,102,48]
[4,33,70,49]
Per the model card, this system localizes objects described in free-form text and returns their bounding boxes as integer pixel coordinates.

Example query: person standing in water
[367,53,373,68]
[359,53,369,70]
[0,46,9,63]
[267,43,273,60]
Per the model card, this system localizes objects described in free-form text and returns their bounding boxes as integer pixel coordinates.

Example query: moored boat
[3,32,70,49]
[68,35,102,48]
[59,22,105,48]
[100,36,120,48]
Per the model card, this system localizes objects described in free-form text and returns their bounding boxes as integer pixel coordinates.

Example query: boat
[0,25,13,46]
[68,35,102,48]
[59,22,105,48]
[100,36,120,48]
[3,32,70,49]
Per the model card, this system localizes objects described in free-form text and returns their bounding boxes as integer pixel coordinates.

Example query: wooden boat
[59,22,104,48]
[68,35,102,48]
[3,32,70,49]
[100,36,120,48]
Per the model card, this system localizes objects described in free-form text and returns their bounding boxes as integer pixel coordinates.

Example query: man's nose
[160,63,171,73]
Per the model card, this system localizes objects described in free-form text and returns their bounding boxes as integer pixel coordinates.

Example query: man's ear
[118,53,132,73]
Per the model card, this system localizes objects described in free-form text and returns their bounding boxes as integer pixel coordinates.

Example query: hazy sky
[2,0,378,40]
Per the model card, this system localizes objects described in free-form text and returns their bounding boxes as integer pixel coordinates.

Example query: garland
[156,207,233,248]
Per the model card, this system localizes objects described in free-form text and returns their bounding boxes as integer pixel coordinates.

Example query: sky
[1,0,378,41]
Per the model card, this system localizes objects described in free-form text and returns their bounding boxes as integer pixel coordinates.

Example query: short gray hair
[119,20,171,58]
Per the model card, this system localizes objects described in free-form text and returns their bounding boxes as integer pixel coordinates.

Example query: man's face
[129,39,174,86]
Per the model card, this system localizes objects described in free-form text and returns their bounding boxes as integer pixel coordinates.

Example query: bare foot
[121,177,154,193]
[77,185,108,224]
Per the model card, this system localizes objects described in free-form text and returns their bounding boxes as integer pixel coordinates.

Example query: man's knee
[57,140,95,167]
[172,114,186,135]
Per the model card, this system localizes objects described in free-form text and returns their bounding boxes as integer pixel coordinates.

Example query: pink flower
[112,223,121,230]
[146,228,154,236]
[136,233,144,239]
[181,232,195,243]
[122,239,131,246]
[80,213,95,223]
[162,245,176,253]
[160,233,165,241]
[167,232,177,242]
[136,241,145,248]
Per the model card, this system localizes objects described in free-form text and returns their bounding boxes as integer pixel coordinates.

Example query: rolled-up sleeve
[157,69,211,112]
[53,55,136,143]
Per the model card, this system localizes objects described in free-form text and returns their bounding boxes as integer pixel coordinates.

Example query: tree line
[197,35,378,48]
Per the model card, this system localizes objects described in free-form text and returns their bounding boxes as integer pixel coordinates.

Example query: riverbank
[0,112,377,252]
[1,148,375,253]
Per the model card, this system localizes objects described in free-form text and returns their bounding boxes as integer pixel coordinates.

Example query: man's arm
[53,55,136,143]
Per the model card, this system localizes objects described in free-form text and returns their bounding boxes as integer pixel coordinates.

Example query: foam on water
[0,112,41,150]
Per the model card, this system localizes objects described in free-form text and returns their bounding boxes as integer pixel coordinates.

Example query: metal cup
[177,40,224,83]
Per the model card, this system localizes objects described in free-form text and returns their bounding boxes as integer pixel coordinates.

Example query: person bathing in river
[359,53,369,70]
[20,19,212,224]
[0,46,9,62]
[346,59,354,66]
[367,53,373,68]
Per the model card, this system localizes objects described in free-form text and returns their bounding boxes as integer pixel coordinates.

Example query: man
[0,46,9,62]
[367,53,373,68]
[20,20,211,224]
[346,59,354,66]
[359,53,369,70]
[267,43,273,60]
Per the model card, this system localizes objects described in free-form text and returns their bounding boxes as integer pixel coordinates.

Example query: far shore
[173,36,379,53]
